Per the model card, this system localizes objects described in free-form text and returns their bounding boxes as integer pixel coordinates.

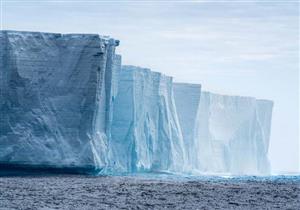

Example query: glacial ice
[173,89,273,175]
[173,83,201,171]
[0,30,274,175]
[0,31,120,172]
[109,66,187,173]
[195,92,273,175]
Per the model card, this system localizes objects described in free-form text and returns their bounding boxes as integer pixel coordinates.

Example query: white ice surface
[0,30,274,176]
[109,66,187,173]
[0,31,119,171]
[194,92,273,175]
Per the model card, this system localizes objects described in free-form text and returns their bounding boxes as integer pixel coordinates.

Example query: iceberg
[173,83,201,171]
[194,92,273,175]
[109,66,187,173]
[0,30,274,176]
[173,86,273,175]
[0,30,120,173]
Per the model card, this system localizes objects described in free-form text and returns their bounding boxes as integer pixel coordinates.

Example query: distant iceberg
[0,31,273,175]
[173,88,273,175]
[194,92,273,175]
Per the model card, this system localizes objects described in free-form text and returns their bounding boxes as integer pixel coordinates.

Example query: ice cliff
[173,86,273,175]
[0,31,120,172]
[109,66,187,173]
[0,30,274,175]
[173,83,202,171]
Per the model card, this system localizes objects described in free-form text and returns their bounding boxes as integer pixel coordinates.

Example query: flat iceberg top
[174,82,201,89]
[122,65,173,82]
[202,91,273,104]
[0,30,120,46]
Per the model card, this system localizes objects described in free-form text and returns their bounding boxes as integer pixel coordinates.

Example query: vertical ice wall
[194,92,273,175]
[0,31,119,172]
[173,83,201,171]
[104,54,122,173]
[110,66,187,173]
[0,30,274,176]
[173,84,273,175]
[255,100,273,174]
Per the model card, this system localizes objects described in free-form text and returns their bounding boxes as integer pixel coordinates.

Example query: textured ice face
[194,92,273,175]
[0,31,119,171]
[173,85,273,175]
[109,66,187,173]
[173,83,201,171]
[0,30,274,176]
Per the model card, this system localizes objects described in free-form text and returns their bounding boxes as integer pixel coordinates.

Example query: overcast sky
[1,0,299,173]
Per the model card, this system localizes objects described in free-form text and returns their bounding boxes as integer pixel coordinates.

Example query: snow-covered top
[174,82,201,89]
[122,65,173,81]
[202,90,273,104]
[0,30,120,46]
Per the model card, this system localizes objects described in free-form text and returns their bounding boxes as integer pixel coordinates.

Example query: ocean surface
[0,173,299,210]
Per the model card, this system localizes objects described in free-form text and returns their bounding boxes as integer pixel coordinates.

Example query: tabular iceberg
[109,66,187,173]
[173,83,201,171]
[173,85,273,175]
[0,30,120,172]
[195,92,273,175]
[0,30,274,175]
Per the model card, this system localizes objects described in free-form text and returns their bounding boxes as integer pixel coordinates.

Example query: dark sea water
[0,173,299,210]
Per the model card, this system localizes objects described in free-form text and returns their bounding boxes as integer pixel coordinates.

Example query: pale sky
[1,0,299,173]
